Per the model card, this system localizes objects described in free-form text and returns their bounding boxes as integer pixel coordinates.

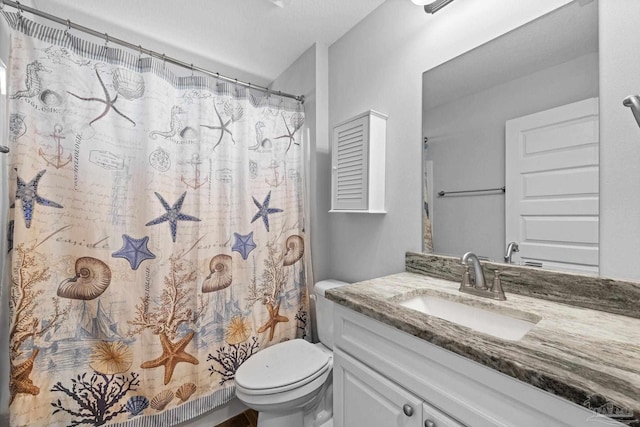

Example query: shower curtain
[423,140,433,252]
[3,13,309,427]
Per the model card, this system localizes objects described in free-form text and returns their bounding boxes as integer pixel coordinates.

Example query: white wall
[599,0,640,281]
[326,0,575,283]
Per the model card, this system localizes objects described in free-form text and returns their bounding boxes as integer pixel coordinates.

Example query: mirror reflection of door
[505,98,599,274]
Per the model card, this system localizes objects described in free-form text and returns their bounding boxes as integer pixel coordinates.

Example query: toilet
[235,280,348,427]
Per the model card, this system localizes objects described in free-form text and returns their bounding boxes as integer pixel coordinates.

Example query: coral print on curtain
[3,12,309,427]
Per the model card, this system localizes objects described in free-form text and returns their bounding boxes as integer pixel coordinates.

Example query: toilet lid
[235,339,331,392]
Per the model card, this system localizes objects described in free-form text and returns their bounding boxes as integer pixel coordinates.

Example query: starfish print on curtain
[201,102,243,151]
[11,169,63,228]
[258,302,289,342]
[275,112,304,152]
[9,348,40,405]
[251,191,282,232]
[145,192,201,242]
[67,69,136,127]
[112,234,156,270]
[140,332,199,385]
[232,232,257,260]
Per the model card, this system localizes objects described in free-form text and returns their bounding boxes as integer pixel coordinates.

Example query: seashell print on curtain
[3,12,309,427]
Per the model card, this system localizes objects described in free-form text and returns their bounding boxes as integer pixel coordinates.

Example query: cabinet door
[331,114,369,210]
[334,349,422,427]
[423,401,466,427]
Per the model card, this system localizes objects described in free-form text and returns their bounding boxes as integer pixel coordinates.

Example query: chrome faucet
[461,252,486,289]
[504,241,519,264]
[460,252,506,301]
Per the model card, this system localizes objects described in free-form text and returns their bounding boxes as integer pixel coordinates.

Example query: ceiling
[22,0,387,86]
[423,0,598,110]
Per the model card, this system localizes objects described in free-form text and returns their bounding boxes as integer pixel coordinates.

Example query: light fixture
[623,95,640,129]
[412,0,455,14]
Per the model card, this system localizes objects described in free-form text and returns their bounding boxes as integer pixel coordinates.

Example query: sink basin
[399,295,538,341]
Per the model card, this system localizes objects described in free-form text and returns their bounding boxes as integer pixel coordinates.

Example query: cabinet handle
[402,404,413,417]
[425,420,436,427]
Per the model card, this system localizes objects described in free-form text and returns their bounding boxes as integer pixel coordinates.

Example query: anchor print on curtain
[3,12,309,427]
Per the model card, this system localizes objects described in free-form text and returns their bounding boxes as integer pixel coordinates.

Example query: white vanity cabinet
[335,349,464,427]
[334,349,424,427]
[332,304,626,427]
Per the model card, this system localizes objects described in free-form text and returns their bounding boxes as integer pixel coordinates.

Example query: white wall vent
[330,110,387,213]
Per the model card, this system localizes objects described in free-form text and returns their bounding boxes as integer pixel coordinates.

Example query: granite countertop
[326,272,640,419]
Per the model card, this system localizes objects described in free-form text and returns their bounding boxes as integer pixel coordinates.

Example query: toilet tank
[314,280,348,349]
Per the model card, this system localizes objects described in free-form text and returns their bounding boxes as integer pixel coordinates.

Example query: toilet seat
[236,339,332,395]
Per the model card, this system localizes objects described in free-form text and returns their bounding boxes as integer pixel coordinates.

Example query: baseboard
[177,398,248,427]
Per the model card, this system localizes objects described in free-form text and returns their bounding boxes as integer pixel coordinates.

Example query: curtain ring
[161,53,166,67]
[190,63,194,77]
[16,1,23,18]
[64,19,71,36]
[0,2,5,12]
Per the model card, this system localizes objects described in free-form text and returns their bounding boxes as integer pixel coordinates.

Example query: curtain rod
[0,0,305,103]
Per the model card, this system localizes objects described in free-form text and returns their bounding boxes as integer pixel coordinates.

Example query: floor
[214,409,258,427]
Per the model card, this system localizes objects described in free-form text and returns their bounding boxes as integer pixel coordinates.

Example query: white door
[505,98,599,273]
[334,349,423,427]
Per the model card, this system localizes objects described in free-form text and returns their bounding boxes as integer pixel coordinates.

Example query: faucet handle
[490,271,506,300]
[460,265,473,289]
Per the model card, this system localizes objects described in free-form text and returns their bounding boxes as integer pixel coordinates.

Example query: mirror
[422,0,599,272]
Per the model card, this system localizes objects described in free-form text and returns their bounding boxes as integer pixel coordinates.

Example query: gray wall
[325,0,640,283]
[270,43,331,341]
[271,43,332,284]
[326,0,574,283]
[425,52,599,262]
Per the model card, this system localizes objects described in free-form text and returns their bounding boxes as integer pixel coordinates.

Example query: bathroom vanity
[327,254,640,427]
